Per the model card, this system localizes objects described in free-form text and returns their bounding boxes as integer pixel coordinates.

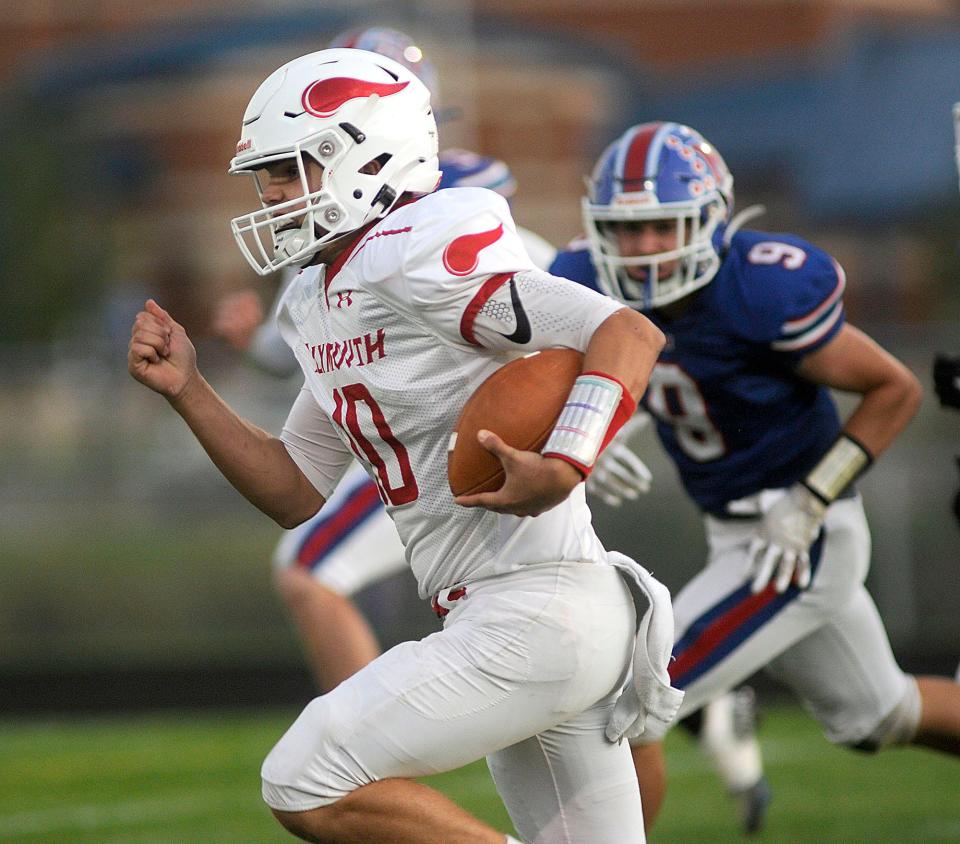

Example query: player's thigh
[669,498,871,717]
[271,480,406,595]
[262,564,636,811]
[487,698,645,844]
[764,585,909,745]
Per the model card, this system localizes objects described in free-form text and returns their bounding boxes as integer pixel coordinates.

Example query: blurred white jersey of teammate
[276,186,622,598]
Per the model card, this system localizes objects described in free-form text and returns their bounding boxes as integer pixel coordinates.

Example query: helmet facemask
[583,193,728,310]
[231,130,353,274]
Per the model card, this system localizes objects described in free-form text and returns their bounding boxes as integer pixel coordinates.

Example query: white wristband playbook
[543,372,637,477]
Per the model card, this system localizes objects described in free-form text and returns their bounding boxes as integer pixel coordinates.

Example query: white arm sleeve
[280,385,356,500]
[357,189,621,354]
[463,267,625,353]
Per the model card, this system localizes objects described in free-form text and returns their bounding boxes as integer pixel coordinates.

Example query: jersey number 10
[332,384,420,506]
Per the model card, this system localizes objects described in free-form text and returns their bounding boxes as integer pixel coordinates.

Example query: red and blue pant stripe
[669,533,825,689]
[295,479,383,572]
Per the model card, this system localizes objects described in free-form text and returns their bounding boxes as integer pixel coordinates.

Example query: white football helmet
[229,48,441,275]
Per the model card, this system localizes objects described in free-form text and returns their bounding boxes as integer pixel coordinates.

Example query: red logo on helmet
[442,224,504,276]
[301,77,409,117]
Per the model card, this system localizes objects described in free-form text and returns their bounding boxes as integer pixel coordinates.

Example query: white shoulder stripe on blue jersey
[771,300,843,351]
[780,260,846,334]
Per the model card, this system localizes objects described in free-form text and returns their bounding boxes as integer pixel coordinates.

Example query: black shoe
[736,776,772,835]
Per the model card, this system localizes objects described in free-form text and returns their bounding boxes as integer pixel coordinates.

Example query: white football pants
[261,562,646,844]
[653,494,910,747]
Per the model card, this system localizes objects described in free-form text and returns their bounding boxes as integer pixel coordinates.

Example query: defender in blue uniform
[559,121,960,830]
[556,227,846,514]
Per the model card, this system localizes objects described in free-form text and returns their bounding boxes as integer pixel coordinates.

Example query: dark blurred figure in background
[932,353,960,528]
[930,102,960,683]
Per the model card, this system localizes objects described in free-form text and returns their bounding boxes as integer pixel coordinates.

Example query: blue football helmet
[329,26,440,101]
[438,148,517,198]
[582,122,733,309]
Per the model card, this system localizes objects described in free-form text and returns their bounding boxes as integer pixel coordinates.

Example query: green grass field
[1,704,958,843]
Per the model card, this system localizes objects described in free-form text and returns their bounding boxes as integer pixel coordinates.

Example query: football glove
[587,412,653,507]
[747,484,826,594]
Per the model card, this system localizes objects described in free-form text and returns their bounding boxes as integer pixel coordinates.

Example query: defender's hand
[587,414,653,506]
[746,484,826,593]
[128,299,198,401]
[454,429,582,517]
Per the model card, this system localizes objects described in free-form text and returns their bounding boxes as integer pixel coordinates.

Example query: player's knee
[274,565,322,608]
[270,806,332,840]
[262,696,368,812]
[837,677,921,753]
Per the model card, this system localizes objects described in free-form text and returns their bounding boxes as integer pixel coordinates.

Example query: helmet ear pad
[228,48,442,275]
[582,122,733,310]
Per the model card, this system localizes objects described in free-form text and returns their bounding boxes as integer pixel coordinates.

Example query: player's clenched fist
[128,299,197,400]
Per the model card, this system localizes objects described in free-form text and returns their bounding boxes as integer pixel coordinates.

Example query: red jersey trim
[459,272,515,346]
[323,193,428,307]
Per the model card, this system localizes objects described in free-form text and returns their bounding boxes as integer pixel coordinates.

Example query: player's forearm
[842,365,923,458]
[168,375,323,527]
[539,310,662,480]
[583,308,665,399]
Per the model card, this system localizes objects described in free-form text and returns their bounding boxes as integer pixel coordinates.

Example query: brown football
[448,348,584,496]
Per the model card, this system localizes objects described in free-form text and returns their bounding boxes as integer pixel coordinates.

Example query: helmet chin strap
[276,213,361,267]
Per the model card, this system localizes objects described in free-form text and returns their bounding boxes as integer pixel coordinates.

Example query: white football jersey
[249,227,556,378]
[277,187,624,598]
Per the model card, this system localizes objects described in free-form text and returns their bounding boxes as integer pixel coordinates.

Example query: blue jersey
[550,231,846,513]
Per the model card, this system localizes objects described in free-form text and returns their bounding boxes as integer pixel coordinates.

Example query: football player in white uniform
[129,48,681,843]
[212,27,771,834]
[211,27,563,696]
[213,146,558,695]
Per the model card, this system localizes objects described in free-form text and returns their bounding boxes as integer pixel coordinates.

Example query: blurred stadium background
[0,0,958,732]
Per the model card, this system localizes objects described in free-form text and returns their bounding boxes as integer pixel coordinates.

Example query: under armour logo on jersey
[302,78,409,118]
[336,291,354,308]
[442,223,504,276]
